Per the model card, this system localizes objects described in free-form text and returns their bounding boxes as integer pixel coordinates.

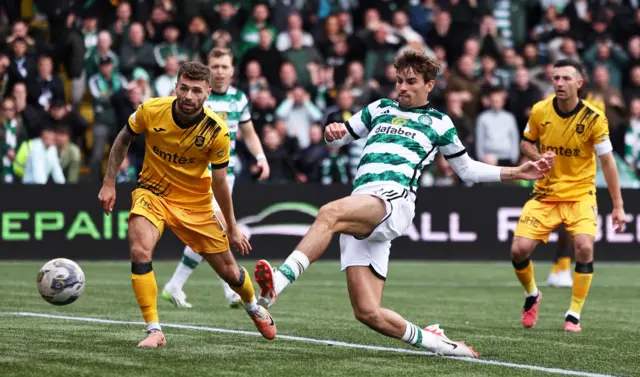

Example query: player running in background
[513,59,626,332]
[253,50,551,357]
[162,48,270,309]
[98,62,276,348]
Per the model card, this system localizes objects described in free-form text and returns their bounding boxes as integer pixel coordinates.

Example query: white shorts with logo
[212,175,236,212]
[340,183,416,280]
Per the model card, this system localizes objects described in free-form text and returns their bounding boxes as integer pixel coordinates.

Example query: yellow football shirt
[523,96,610,202]
[128,97,230,210]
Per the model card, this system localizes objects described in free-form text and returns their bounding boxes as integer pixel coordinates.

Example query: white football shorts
[340,183,416,279]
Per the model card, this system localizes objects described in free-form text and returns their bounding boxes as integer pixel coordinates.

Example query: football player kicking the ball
[253,50,552,358]
[98,62,276,348]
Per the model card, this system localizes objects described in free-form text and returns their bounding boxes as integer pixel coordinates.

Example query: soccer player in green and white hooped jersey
[162,48,271,309]
[253,50,553,358]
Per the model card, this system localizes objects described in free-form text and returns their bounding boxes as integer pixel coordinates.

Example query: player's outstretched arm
[447,152,552,183]
[211,167,251,254]
[599,152,626,232]
[98,125,135,215]
[240,120,270,180]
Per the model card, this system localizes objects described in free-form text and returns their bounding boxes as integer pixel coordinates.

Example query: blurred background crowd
[1,0,639,187]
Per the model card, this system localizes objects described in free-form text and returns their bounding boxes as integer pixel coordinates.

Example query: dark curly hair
[177,61,211,88]
[394,50,442,83]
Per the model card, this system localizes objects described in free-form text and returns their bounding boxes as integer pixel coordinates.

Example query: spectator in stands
[146,6,172,45]
[82,14,99,51]
[276,85,323,149]
[446,92,474,154]
[447,55,481,118]
[364,24,405,83]
[85,31,120,79]
[201,2,240,42]
[508,67,543,136]
[324,38,351,86]
[109,1,132,52]
[9,82,36,138]
[277,13,314,52]
[250,89,277,137]
[272,62,299,103]
[0,53,10,98]
[112,83,144,173]
[531,63,555,98]
[154,55,179,97]
[183,16,209,62]
[88,56,128,182]
[7,37,36,91]
[323,88,361,178]
[59,13,87,111]
[284,29,323,87]
[625,98,640,173]
[624,65,640,103]
[241,61,269,101]
[261,125,298,183]
[6,21,35,52]
[1,96,26,183]
[19,125,65,184]
[120,22,156,78]
[153,23,190,69]
[297,124,327,183]
[343,61,378,111]
[583,38,629,90]
[475,87,520,166]
[27,54,64,111]
[47,99,88,151]
[241,27,282,87]
[239,4,276,60]
[54,125,80,183]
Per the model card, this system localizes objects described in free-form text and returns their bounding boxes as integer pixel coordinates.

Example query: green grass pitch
[0,260,638,377]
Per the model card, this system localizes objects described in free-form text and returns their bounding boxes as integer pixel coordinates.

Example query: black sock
[132,262,153,275]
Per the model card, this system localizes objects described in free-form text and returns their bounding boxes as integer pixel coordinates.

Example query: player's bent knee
[353,306,382,327]
[225,265,244,286]
[130,244,152,263]
[574,240,594,262]
[317,202,342,228]
[511,237,536,261]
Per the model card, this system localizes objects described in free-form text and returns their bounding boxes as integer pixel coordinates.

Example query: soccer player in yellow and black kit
[98,62,276,347]
[512,59,627,332]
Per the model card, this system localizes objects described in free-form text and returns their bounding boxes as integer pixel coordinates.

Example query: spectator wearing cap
[88,55,128,182]
[153,23,190,69]
[154,55,179,97]
[54,125,81,183]
[119,22,157,78]
[17,125,66,184]
[475,87,520,167]
[27,54,64,111]
[131,67,153,101]
[85,31,120,80]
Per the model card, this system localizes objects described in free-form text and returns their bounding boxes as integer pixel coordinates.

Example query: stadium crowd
[1,0,640,186]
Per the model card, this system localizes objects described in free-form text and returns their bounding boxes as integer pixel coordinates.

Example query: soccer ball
[37,258,85,305]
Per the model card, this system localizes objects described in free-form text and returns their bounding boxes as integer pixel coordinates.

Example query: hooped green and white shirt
[204,86,251,176]
[346,99,466,195]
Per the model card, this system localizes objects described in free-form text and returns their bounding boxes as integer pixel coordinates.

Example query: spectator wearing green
[153,23,191,68]
[238,4,276,61]
[85,31,120,80]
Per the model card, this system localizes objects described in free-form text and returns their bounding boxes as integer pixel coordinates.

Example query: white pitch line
[4,312,623,377]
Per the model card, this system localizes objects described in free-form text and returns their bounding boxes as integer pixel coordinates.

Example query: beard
[177,97,201,115]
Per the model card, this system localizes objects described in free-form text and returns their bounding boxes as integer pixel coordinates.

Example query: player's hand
[228,227,252,255]
[541,151,556,168]
[515,158,551,180]
[611,207,626,233]
[255,158,270,180]
[98,183,116,216]
[325,122,347,142]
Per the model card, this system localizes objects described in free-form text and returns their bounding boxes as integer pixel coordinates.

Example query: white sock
[526,288,539,298]
[146,321,161,332]
[243,296,259,313]
[565,310,580,321]
[274,250,310,294]
[401,321,438,351]
[165,247,203,292]
[219,276,239,299]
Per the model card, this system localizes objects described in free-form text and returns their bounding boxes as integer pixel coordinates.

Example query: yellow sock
[569,263,593,316]
[229,266,256,303]
[132,265,158,324]
[557,257,571,271]
[513,259,538,295]
[551,261,560,274]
